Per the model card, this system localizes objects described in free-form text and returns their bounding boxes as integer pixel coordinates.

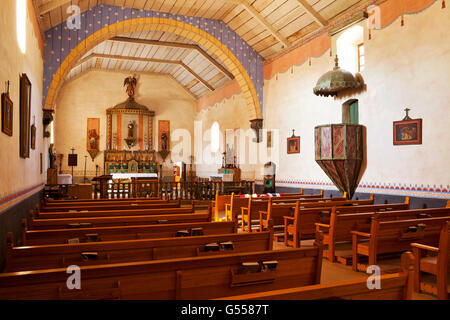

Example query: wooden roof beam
[296,0,328,27]
[110,37,234,80]
[225,0,290,48]
[74,53,215,91]
[38,0,71,15]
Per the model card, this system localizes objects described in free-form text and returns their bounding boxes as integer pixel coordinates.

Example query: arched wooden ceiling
[34,0,373,99]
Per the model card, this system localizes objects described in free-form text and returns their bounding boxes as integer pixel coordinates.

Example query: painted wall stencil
[393,108,422,145]
[87,118,100,161]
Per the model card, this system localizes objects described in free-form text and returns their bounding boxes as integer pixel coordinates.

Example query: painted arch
[43,5,264,119]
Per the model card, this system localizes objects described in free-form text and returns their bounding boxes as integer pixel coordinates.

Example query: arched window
[210,122,220,153]
[17,0,27,54]
[336,25,364,74]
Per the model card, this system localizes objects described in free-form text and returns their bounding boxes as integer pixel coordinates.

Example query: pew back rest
[30,213,210,230]
[0,247,322,300]
[328,203,412,240]
[6,231,273,272]
[37,202,193,219]
[267,204,294,225]
[370,216,450,255]
[23,221,237,245]
[41,199,174,212]
[299,198,374,209]
[247,200,270,219]
[373,207,450,222]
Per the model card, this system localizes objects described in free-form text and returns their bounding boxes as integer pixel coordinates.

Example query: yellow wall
[54,70,196,178]
[0,0,45,199]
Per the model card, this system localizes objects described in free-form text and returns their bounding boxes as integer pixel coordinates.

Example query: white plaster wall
[263,1,450,189]
[54,70,196,178]
[194,94,260,180]
[0,0,46,198]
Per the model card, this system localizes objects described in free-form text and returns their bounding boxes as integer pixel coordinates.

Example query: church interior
[0,0,448,302]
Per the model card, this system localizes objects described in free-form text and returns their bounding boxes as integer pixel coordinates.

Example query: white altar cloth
[57,174,72,184]
[111,173,158,180]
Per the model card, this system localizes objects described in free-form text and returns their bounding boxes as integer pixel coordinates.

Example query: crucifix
[402,108,412,121]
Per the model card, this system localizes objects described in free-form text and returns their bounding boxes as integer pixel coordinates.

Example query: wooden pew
[21,220,237,245]
[242,195,349,232]
[241,196,270,232]
[352,212,450,272]
[215,252,415,300]
[411,221,449,300]
[39,199,179,213]
[29,212,212,230]
[5,231,273,272]
[284,197,376,248]
[35,201,195,219]
[224,190,322,222]
[315,201,411,263]
[212,191,232,221]
[259,194,353,238]
[43,197,162,207]
[0,238,323,300]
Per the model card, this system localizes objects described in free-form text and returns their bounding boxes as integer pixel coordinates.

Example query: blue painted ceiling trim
[43,4,264,115]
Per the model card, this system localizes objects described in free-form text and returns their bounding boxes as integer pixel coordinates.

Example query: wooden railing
[159,181,254,200]
[91,180,253,200]
[46,180,254,200]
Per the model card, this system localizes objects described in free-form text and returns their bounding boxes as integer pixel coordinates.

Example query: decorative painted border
[42,4,263,118]
[197,79,242,112]
[255,179,450,199]
[0,184,44,214]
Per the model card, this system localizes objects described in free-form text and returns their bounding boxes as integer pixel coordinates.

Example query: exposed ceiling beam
[38,0,71,15]
[110,37,234,80]
[296,0,328,27]
[74,53,215,91]
[225,0,290,48]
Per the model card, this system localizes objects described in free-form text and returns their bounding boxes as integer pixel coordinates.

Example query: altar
[103,76,158,177]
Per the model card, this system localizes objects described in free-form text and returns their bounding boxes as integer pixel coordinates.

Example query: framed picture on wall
[287,136,300,154]
[287,130,300,154]
[393,119,422,145]
[267,131,272,148]
[30,124,36,149]
[19,74,32,158]
[1,92,13,136]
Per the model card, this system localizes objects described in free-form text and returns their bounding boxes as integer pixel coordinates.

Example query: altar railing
[159,180,254,200]
[91,180,254,200]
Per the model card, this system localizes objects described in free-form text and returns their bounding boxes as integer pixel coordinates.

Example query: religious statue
[124,75,137,98]
[124,121,137,149]
[127,121,135,139]
[161,132,168,151]
[49,144,57,169]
